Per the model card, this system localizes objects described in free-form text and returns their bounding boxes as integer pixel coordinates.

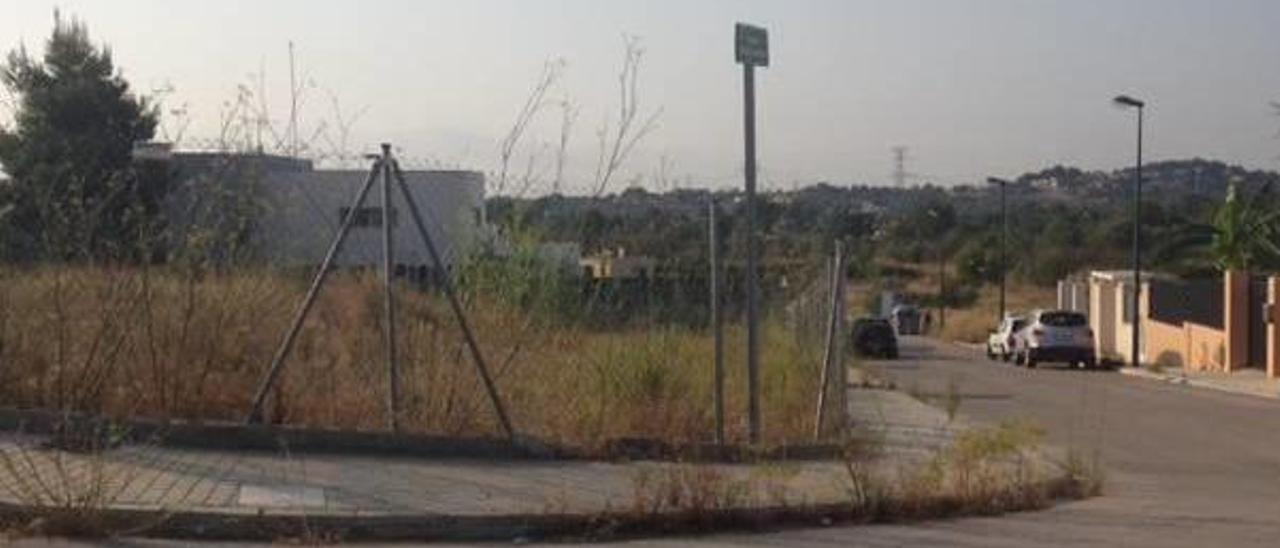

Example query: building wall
[1142,318,1227,372]
[1223,270,1249,372]
[1058,279,1089,313]
[165,153,488,271]
[1186,322,1228,372]
[1091,278,1119,362]
[256,169,486,270]
[1144,318,1187,369]
[1113,280,1141,365]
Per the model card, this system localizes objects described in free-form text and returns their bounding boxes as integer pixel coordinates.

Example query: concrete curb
[0,476,1088,543]
[1117,367,1280,400]
[0,407,846,464]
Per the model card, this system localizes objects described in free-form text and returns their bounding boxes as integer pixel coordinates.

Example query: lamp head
[1113,95,1145,108]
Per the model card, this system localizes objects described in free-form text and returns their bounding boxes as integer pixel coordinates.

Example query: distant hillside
[487,157,1279,290]
[492,158,1278,231]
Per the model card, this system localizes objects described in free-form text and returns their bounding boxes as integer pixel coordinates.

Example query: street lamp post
[987,177,1010,324]
[927,208,946,331]
[1113,94,1145,369]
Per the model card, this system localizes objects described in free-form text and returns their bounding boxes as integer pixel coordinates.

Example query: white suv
[1013,309,1096,369]
[986,315,1027,362]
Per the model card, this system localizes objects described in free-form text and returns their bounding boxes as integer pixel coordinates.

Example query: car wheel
[1000,351,1011,363]
[986,346,996,360]
[1026,357,1038,369]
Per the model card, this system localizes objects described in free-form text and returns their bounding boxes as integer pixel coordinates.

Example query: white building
[156,149,489,277]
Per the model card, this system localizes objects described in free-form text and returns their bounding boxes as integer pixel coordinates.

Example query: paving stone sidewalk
[0,389,961,523]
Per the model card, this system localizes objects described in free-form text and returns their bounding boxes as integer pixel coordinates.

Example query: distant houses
[1060,269,1280,377]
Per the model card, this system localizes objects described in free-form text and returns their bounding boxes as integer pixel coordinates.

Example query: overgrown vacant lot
[0,267,820,452]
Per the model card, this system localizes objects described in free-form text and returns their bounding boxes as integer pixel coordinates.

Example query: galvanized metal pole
[380,144,401,432]
[389,160,516,442]
[1131,106,1144,369]
[834,245,848,433]
[743,62,762,444]
[247,160,383,424]
[814,245,840,440]
[709,199,725,447]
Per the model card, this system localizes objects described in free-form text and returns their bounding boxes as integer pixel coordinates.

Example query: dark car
[890,305,923,335]
[851,317,899,359]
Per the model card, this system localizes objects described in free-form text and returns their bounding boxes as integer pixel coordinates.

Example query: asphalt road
[19,336,1280,547]
[614,335,1280,547]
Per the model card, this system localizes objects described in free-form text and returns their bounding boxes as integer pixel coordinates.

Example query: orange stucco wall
[1224,270,1249,372]
[1143,317,1227,372]
[1145,318,1187,369]
[1186,322,1228,372]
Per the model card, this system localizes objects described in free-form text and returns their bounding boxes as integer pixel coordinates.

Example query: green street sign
[735,23,769,67]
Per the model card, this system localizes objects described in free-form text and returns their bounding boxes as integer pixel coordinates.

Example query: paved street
[595,336,1280,547]
[14,336,1280,546]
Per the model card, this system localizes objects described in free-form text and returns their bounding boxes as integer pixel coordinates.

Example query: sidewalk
[1118,366,1280,400]
[0,389,969,542]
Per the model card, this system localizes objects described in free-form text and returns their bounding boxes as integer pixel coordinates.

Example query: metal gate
[1249,276,1269,368]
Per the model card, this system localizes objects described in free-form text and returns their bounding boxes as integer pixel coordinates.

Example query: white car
[1013,309,1096,369]
[986,315,1027,362]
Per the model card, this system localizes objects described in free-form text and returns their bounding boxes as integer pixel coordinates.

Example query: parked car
[1013,309,1096,369]
[986,315,1027,362]
[890,305,922,335]
[850,317,899,359]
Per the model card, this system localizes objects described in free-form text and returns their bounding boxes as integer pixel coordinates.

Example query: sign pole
[709,199,725,447]
[735,22,768,444]
[743,61,761,444]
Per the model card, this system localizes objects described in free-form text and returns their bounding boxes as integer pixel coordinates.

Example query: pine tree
[0,12,160,261]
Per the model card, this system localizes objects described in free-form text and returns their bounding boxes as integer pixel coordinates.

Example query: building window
[339,206,396,228]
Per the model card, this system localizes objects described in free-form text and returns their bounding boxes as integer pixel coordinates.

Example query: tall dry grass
[937,284,1057,343]
[0,266,822,452]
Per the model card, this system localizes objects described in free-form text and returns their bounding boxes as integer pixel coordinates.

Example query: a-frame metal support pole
[380,144,402,432]
[247,159,383,424]
[389,159,517,442]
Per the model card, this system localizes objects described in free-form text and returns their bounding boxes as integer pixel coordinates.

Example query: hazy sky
[3,0,1280,194]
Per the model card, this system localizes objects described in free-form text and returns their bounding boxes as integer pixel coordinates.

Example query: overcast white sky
[3,0,1280,193]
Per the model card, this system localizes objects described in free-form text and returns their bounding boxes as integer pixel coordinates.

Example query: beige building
[579,248,657,280]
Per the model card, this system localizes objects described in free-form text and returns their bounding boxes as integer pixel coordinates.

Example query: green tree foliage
[1158,183,1280,272]
[1209,184,1280,270]
[0,13,159,261]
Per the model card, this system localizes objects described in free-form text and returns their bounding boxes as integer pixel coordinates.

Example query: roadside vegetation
[0,265,826,453]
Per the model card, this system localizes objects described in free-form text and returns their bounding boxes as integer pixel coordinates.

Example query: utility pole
[709,199,725,447]
[735,22,768,444]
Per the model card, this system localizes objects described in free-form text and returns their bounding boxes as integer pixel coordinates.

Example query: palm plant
[1156,183,1280,273]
